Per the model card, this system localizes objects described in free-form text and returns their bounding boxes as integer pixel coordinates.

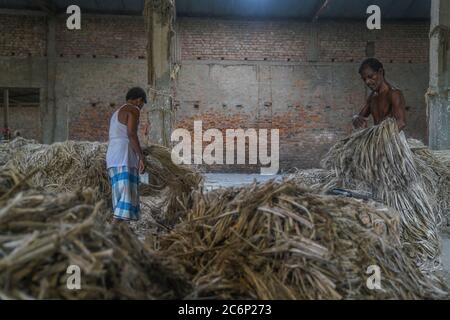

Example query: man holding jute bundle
[106,87,147,224]
[352,58,407,133]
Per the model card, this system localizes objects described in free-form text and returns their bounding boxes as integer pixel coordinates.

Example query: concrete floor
[203,173,282,190]
[204,173,450,289]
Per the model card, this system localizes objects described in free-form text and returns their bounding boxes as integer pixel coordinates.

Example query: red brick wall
[0,15,47,57]
[69,104,149,144]
[0,14,430,171]
[179,18,429,63]
[375,23,429,63]
[0,14,148,145]
[175,18,430,171]
[56,16,147,59]
[0,14,147,59]
[179,19,309,61]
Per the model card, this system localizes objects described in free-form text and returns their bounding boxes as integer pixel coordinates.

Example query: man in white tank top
[106,87,147,224]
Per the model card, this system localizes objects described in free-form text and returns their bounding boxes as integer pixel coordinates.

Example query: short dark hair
[126,87,147,104]
[359,58,385,76]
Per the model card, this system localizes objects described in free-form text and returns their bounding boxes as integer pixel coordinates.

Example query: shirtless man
[352,58,407,131]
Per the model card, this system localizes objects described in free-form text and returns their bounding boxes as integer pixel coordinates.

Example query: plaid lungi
[108,166,140,221]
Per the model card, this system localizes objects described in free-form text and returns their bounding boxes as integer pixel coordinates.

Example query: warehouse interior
[1,0,450,300]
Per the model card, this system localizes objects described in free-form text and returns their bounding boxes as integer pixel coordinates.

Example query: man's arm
[126,108,144,160]
[390,90,407,131]
[353,98,371,129]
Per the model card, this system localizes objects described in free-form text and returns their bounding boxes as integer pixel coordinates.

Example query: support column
[144,0,175,147]
[42,14,58,143]
[3,89,9,139]
[428,0,450,150]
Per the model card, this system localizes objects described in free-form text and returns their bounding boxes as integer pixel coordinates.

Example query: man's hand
[352,115,368,129]
[139,158,145,174]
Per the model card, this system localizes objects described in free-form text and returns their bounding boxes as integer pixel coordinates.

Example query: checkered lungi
[108,166,140,221]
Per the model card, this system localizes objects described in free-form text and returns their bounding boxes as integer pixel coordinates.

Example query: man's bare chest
[369,94,392,122]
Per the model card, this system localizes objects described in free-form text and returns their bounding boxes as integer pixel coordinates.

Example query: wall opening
[0,88,41,141]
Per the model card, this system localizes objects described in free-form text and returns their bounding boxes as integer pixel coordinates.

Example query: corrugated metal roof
[0,0,431,20]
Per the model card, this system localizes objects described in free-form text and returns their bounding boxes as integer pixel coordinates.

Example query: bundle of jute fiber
[1,138,39,167]
[286,169,334,191]
[433,150,450,168]
[0,143,9,167]
[321,119,440,271]
[6,140,110,201]
[158,180,448,300]
[6,139,202,220]
[0,168,192,299]
[142,145,203,225]
[408,141,450,227]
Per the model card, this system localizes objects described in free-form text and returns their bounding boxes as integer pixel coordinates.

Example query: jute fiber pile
[286,169,334,191]
[321,119,440,271]
[141,145,203,225]
[433,150,450,168]
[408,140,450,227]
[158,180,447,300]
[4,138,202,223]
[0,143,9,167]
[0,168,191,299]
[8,139,109,199]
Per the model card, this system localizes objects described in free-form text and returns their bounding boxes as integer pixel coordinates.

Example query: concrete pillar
[42,15,58,143]
[144,1,175,147]
[428,0,450,150]
[3,88,9,130]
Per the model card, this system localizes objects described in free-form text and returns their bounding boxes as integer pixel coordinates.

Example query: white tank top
[106,104,140,169]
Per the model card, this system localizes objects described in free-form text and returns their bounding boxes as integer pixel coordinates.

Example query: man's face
[133,98,145,108]
[360,67,383,92]
[138,98,145,108]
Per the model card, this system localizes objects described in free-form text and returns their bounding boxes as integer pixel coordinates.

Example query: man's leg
[109,166,140,222]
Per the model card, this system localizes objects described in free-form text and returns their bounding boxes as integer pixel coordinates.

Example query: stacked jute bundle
[433,150,450,168]
[0,143,9,167]
[5,139,202,222]
[141,145,203,225]
[286,169,334,191]
[408,140,450,227]
[158,181,447,300]
[8,140,109,199]
[321,119,440,271]
[0,168,191,299]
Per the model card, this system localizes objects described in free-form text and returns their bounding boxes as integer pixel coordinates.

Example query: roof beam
[311,0,333,21]
[32,0,56,14]
[0,8,48,16]
[403,0,417,18]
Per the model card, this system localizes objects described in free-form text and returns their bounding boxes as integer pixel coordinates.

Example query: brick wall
[179,18,429,63]
[55,58,148,143]
[0,15,47,57]
[56,16,147,59]
[0,14,148,144]
[179,19,310,61]
[69,104,149,144]
[175,18,430,172]
[0,14,431,172]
